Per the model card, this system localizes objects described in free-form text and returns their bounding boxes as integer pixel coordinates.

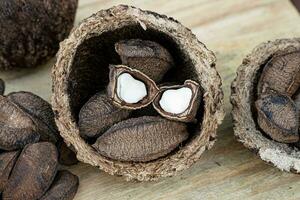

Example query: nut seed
[78,92,131,139]
[115,39,174,82]
[93,116,189,162]
[0,95,39,150]
[0,151,19,191]
[107,65,159,110]
[40,170,79,200]
[257,51,300,97]
[256,93,299,143]
[3,142,58,200]
[7,91,59,143]
[153,80,201,122]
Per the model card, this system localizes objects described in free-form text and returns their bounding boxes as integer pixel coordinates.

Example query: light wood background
[1,0,300,199]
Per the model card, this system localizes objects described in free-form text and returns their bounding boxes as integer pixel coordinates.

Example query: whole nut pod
[78,92,131,139]
[0,79,4,95]
[0,151,19,191]
[231,38,300,173]
[93,116,189,162]
[0,95,40,150]
[0,0,78,70]
[40,170,79,200]
[115,39,174,82]
[3,142,58,200]
[52,5,224,181]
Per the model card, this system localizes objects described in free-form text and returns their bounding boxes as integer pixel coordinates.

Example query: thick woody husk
[52,5,224,181]
[231,38,300,173]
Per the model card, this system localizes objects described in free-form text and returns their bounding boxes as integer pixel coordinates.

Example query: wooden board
[1,0,300,199]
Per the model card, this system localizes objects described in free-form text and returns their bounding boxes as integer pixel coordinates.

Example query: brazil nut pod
[231,38,300,173]
[52,5,224,181]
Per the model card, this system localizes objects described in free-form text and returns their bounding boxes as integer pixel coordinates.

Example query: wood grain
[1,0,300,199]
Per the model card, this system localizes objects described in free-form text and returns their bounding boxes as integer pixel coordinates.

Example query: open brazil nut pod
[52,5,224,181]
[231,38,300,173]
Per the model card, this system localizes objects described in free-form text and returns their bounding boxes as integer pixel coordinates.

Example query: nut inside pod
[52,5,224,181]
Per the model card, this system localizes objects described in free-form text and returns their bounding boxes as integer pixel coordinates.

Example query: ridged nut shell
[93,116,188,162]
[257,51,300,97]
[0,95,39,150]
[40,170,79,200]
[115,39,174,82]
[78,92,131,139]
[0,151,19,191]
[255,93,299,143]
[0,79,4,95]
[3,142,58,200]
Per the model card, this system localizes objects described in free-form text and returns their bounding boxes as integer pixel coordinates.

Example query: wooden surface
[1,0,300,199]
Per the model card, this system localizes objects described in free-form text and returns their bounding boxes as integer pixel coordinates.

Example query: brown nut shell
[0,95,39,150]
[115,39,174,82]
[7,91,59,143]
[107,65,159,110]
[78,92,131,139]
[255,93,299,143]
[0,0,78,70]
[40,170,79,200]
[3,142,58,200]
[52,5,224,181]
[0,151,19,191]
[231,38,300,173]
[0,79,4,95]
[6,91,77,165]
[257,51,300,97]
[93,116,189,162]
[153,80,201,122]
